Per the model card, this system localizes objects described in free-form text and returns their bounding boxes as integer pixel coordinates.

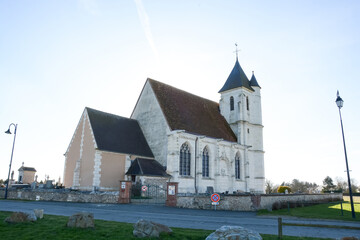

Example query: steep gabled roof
[86,107,154,158]
[219,59,254,93]
[148,79,237,142]
[125,158,170,177]
[250,71,261,88]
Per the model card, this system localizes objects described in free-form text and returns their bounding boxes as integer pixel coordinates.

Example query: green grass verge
[258,201,360,222]
[0,211,329,240]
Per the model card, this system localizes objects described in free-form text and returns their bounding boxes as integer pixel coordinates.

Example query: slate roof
[148,79,237,142]
[250,71,261,88]
[125,158,170,177]
[18,166,36,172]
[86,107,154,158]
[219,59,254,93]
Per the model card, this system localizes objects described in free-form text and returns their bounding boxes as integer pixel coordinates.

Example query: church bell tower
[218,57,262,148]
[218,55,265,191]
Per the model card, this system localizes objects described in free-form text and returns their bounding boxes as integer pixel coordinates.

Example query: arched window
[202,147,209,177]
[230,96,234,111]
[179,143,191,176]
[235,153,240,179]
[246,96,249,111]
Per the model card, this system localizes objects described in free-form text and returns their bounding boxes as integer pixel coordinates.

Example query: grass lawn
[0,211,330,240]
[258,201,360,222]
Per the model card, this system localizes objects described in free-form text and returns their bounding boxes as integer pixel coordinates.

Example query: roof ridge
[137,158,144,175]
[147,78,219,105]
[86,107,138,122]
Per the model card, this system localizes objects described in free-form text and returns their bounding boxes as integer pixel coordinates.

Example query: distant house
[63,107,168,191]
[18,163,36,184]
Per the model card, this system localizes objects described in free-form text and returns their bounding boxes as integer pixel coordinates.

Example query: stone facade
[131,81,171,167]
[219,81,264,193]
[132,77,265,194]
[166,131,249,194]
[64,108,151,191]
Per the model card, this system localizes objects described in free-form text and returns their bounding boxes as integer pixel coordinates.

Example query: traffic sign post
[141,185,148,192]
[210,193,220,210]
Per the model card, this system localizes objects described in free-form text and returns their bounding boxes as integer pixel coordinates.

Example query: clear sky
[1,1,359,187]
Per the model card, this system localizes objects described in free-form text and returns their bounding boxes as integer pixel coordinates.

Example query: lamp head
[336,90,344,109]
[5,129,11,134]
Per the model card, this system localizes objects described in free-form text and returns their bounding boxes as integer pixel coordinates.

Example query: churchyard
[0,211,332,240]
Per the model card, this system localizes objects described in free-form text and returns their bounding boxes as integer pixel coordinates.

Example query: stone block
[206,225,262,240]
[67,212,94,228]
[34,209,44,219]
[133,219,172,238]
[4,212,37,223]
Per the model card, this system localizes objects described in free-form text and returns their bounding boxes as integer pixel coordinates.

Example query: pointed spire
[250,71,261,88]
[219,58,253,93]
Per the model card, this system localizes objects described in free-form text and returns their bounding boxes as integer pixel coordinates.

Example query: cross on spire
[233,43,240,60]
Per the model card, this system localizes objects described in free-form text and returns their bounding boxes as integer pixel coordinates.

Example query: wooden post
[278,217,283,239]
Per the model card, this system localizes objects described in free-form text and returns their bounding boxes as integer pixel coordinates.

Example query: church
[63,57,265,194]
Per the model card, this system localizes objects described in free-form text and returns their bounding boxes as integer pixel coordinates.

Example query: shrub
[272,201,281,210]
[277,186,292,193]
[131,182,142,197]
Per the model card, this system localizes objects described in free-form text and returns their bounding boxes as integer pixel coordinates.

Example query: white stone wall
[92,150,102,188]
[176,193,343,211]
[131,80,171,167]
[219,86,265,194]
[167,131,250,194]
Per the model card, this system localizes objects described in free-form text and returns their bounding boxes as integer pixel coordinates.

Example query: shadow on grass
[258,201,360,222]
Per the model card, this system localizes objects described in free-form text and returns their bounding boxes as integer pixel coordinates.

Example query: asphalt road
[0,200,359,238]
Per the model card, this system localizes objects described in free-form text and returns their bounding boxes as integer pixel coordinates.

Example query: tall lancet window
[246,96,249,111]
[235,152,241,179]
[202,147,209,177]
[179,143,191,176]
[230,96,234,111]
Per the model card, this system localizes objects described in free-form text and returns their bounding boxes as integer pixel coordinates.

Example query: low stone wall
[0,189,119,203]
[0,188,343,212]
[176,193,343,211]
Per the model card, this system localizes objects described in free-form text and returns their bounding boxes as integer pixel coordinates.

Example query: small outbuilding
[18,163,36,184]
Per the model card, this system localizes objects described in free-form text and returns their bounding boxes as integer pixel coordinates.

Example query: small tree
[322,176,335,192]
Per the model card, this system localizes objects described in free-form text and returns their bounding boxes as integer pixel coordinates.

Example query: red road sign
[141,186,148,192]
[211,193,220,202]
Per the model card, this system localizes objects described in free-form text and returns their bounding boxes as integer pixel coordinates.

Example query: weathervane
[234,43,240,59]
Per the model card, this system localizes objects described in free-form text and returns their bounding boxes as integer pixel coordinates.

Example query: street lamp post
[4,123,17,199]
[335,91,355,219]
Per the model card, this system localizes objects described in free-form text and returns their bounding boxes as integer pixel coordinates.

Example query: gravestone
[45,180,53,189]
